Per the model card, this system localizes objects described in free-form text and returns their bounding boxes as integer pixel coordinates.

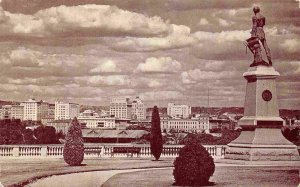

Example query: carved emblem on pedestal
[262,90,272,101]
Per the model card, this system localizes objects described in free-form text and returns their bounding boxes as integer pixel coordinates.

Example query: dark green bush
[173,137,215,186]
[63,117,84,166]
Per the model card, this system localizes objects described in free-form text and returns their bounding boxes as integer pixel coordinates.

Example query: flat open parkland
[0,158,299,187]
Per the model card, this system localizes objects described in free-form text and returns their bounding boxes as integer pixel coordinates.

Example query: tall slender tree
[63,117,84,166]
[150,106,163,160]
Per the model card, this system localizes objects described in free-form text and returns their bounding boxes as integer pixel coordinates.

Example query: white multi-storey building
[54,101,79,120]
[109,97,132,119]
[167,103,191,119]
[161,114,209,133]
[131,97,146,120]
[78,109,115,129]
[21,99,49,121]
[1,105,12,119]
[0,105,24,121]
[11,105,24,120]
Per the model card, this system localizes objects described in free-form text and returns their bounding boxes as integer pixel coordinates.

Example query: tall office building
[167,103,191,119]
[21,99,49,121]
[109,97,132,119]
[132,97,146,120]
[54,101,79,120]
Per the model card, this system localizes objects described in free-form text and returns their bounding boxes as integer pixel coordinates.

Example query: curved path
[25,161,300,187]
[27,168,169,187]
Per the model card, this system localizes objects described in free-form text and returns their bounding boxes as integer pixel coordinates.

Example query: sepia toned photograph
[0,0,299,186]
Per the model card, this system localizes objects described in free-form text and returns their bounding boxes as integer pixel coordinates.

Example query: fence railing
[0,144,227,158]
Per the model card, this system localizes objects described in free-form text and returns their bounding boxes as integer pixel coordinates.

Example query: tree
[34,126,58,144]
[150,106,163,160]
[23,129,36,144]
[63,117,84,166]
[173,135,215,186]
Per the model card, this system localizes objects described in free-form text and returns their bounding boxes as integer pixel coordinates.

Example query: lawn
[102,166,300,187]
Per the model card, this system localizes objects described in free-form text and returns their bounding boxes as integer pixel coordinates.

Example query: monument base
[225,128,300,161]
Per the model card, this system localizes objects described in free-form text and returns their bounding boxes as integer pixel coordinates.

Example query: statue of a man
[250,6,272,65]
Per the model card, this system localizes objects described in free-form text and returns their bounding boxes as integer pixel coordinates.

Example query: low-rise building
[161,114,209,133]
[41,117,55,126]
[209,116,235,131]
[78,110,115,129]
[47,119,72,134]
[82,129,149,143]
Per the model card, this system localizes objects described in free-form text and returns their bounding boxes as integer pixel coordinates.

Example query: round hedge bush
[173,137,215,186]
[63,117,84,166]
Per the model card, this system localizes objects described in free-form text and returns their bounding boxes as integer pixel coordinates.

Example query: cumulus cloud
[90,60,120,73]
[280,39,300,53]
[76,75,130,87]
[0,4,172,38]
[112,24,197,51]
[193,30,249,43]
[181,69,237,83]
[199,18,209,26]
[136,57,182,73]
[140,90,184,101]
[147,79,163,88]
[218,18,232,27]
[4,48,44,68]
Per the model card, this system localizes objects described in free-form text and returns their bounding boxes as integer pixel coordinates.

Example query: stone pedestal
[225,65,299,161]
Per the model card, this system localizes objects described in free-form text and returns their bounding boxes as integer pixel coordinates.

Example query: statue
[245,6,272,67]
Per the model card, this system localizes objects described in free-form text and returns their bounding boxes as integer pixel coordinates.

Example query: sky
[0,0,299,109]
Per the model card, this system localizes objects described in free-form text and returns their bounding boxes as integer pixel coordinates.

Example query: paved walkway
[102,166,300,187]
[26,162,300,187]
[0,158,174,186]
[28,168,169,187]
[1,158,300,186]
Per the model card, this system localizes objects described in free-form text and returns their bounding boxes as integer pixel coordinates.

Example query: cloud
[280,39,300,53]
[0,4,173,38]
[112,24,197,51]
[181,69,237,83]
[193,30,249,43]
[76,75,130,87]
[199,18,209,26]
[140,90,184,101]
[117,89,136,95]
[136,57,182,73]
[181,72,196,84]
[147,79,163,88]
[90,60,120,73]
[218,18,232,27]
[4,48,43,68]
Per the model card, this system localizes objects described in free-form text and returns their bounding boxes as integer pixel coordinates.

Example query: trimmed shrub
[63,117,84,166]
[173,137,215,186]
[150,105,163,160]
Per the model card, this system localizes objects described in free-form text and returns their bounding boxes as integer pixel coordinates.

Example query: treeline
[179,129,241,145]
[0,119,64,145]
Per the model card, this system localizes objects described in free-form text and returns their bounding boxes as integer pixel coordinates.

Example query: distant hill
[80,105,109,113]
[0,100,18,107]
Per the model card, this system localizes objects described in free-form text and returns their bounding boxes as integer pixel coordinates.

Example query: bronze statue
[245,6,272,66]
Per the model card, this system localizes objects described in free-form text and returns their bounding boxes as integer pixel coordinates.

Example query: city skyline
[0,1,299,109]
